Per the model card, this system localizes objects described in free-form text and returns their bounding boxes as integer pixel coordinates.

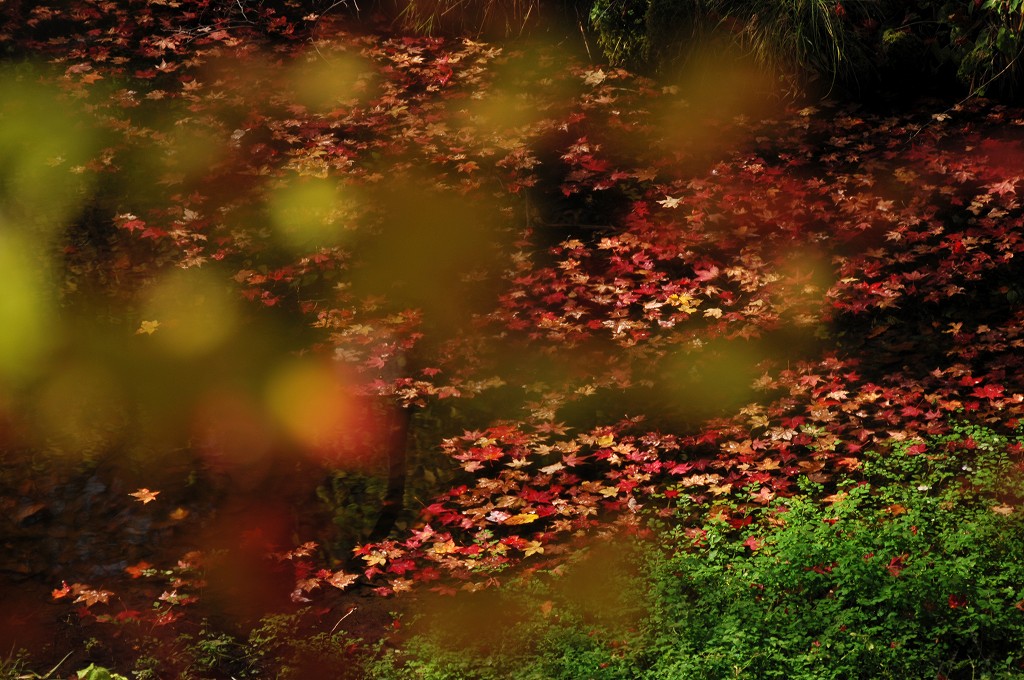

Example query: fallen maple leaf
[972,384,1005,400]
[326,570,359,590]
[886,554,908,577]
[986,178,1017,196]
[504,512,539,525]
[130,488,160,504]
[124,561,153,579]
[364,552,388,566]
[73,585,114,607]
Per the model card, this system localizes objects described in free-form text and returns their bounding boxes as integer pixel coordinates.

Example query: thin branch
[330,607,358,634]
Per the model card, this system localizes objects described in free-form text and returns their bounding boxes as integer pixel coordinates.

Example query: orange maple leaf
[326,570,359,590]
[130,488,160,504]
[124,561,153,578]
[72,584,114,607]
[504,512,539,525]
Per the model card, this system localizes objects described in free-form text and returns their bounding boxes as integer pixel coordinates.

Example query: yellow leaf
[666,293,700,313]
[136,320,160,335]
[363,552,387,566]
[504,513,539,525]
[432,539,457,555]
[708,483,733,496]
[169,507,189,520]
[390,578,413,593]
[524,541,544,557]
[130,488,160,504]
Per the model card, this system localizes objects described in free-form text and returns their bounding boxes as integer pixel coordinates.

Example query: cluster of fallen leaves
[6,0,1024,618]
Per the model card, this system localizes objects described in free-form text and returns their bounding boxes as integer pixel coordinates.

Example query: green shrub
[955,0,1024,98]
[645,425,1024,678]
[246,613,370,679]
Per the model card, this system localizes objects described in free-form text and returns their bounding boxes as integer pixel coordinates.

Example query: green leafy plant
[644,426,1024,679]
[74,665,128,680]
[958,0,1024,97]
[246,612,374,680]
[590,0,652,67]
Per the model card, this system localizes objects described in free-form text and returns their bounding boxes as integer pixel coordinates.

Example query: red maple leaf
[886,554,908,578]
[986,178,1017,196]
[742,535,763,552]
[971,384,1004,399]
[124,561,153,578]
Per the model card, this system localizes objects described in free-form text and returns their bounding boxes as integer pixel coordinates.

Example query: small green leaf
[76,664,129,680]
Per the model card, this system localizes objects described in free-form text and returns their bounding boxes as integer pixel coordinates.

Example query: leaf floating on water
[129,488,160,504]
[326,570,359,590]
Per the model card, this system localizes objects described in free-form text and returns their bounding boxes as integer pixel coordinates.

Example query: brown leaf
[326,570,359,590]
